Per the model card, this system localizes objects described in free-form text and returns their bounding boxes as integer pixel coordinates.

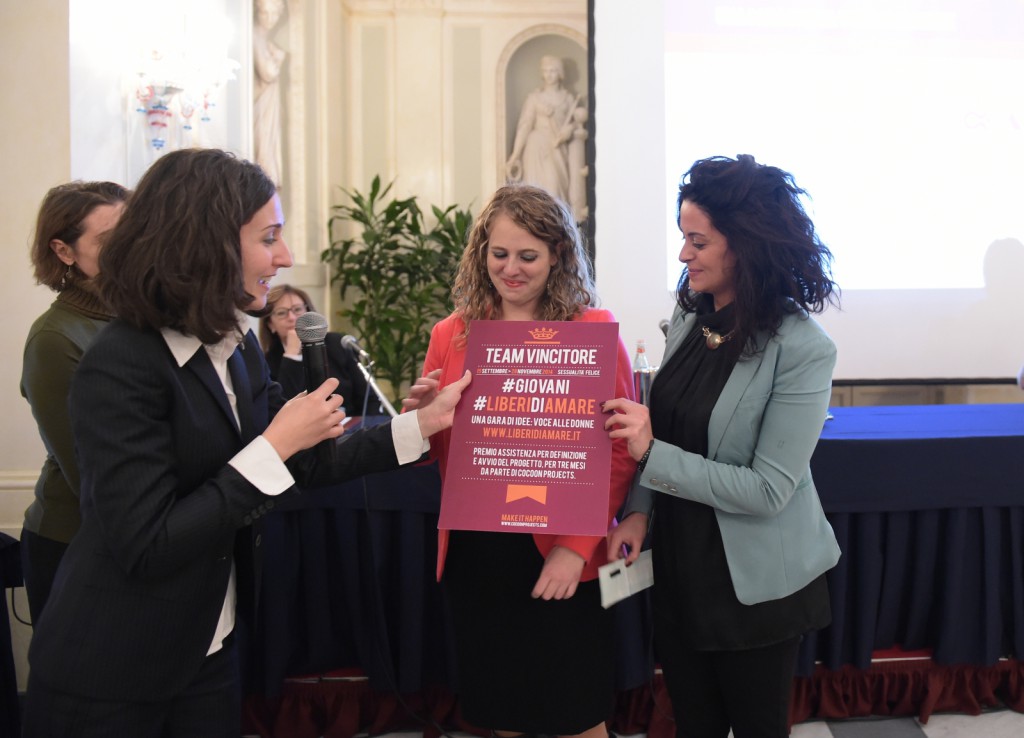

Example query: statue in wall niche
[506,55,589,222]
[253,0,287,187]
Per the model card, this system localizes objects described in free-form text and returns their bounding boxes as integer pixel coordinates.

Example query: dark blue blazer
[28,321,400,701]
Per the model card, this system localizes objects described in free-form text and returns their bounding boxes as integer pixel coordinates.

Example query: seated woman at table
[606,154,841,738]
[405,184,636,738]
[258,284,384,415]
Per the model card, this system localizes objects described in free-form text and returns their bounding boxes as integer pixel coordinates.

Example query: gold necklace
[702,325,735,350]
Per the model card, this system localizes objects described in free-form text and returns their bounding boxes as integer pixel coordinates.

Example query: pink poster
[439,320,619,536]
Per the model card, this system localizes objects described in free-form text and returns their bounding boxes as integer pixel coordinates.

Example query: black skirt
[444,529,614,734]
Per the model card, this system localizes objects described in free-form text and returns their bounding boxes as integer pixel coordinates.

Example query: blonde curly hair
[451,184,595,340]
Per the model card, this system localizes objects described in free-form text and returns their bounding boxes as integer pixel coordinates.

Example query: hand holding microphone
[261,377,345,462]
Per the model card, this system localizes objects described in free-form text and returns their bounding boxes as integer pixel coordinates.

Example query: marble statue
[253,0,287,187]
[506,55,589,222]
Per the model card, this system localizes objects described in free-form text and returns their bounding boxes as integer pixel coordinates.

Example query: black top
[264,332,384,415]
[649,296,830,650]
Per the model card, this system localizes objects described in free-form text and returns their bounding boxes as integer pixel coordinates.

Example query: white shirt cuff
[229,435,295,496]
[391,411,430,465]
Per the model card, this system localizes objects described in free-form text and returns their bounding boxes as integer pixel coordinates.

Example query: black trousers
[654,627,801,738]
[19,529,68,625]
[22,635,240,738]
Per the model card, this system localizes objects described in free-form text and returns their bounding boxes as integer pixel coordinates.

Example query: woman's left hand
[531,546,585,600]
[602,398,655,462]
[608,513,648,565]
[415,370,472,438]
[401,368,442,411]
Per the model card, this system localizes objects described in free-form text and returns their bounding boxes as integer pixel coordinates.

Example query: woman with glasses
[258,284,383,415]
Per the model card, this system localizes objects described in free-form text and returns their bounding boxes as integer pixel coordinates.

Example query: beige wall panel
[352,23,393,191]
[450,25,483,210]
[394,12,445,204]
[1,0,73,522]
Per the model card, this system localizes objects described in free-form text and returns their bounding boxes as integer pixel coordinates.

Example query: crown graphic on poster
[527,327,559,342]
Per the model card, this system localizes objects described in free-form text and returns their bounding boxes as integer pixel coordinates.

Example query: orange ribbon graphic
[506,484,547,504]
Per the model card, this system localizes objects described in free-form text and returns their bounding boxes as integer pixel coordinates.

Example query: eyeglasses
[271,305,308,319]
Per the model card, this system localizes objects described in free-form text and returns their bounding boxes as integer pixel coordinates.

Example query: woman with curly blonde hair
[407,184,636,738]
[448,182,595,327]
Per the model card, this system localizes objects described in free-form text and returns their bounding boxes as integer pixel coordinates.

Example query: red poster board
[439,320,619,535]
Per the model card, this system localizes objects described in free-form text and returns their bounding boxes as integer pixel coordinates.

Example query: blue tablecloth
[813,403,1024,511]
[799,404,1024,672]
[249,405,1024,693]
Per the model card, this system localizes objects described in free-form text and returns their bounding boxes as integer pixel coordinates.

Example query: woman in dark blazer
[258,283,384,414]
[606,155,841,738]
[21,148,469,738]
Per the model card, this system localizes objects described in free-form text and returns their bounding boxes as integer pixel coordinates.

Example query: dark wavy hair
[676,154,838,352]
[99,149,278,344]
[258,284,314,353]
[31,181,128,291]
[451,184,595,341]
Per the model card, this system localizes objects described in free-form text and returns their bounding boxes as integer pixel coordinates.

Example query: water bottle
[632,339,653,406]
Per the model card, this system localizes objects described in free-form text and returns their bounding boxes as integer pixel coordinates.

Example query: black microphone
[295,311,338,464]
[659,319,670,338]
[340,334,399,417]
[340,334,371,363]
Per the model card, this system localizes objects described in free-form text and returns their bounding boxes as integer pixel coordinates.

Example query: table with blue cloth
[243,405,1024,735]
[787,403,1024,724]
[801,403,1024,671]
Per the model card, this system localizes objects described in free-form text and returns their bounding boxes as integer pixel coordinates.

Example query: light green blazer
[625,304,841,605]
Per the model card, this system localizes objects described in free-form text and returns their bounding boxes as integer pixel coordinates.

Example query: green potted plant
[322,176,472,402]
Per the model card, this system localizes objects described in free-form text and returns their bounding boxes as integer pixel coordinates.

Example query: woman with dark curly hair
[606,154,841,738]
[405,184,636,738]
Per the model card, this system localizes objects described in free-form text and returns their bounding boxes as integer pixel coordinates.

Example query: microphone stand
[353,359,399,417]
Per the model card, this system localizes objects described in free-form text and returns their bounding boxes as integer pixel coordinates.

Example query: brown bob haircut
[31,181,128,291]
[99,148,277,344]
